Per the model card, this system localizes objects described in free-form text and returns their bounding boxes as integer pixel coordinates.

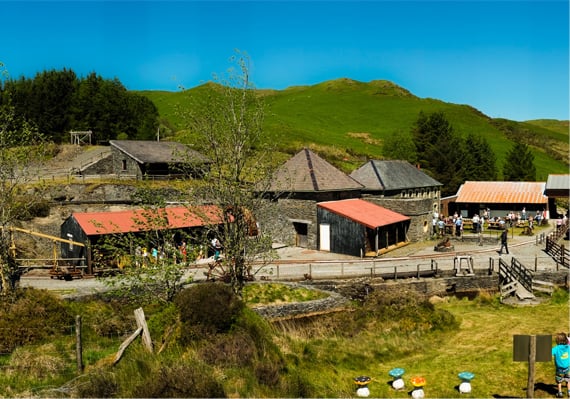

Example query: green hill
[139,79,569,180]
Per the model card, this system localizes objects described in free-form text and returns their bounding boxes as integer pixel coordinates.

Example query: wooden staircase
[498,257,554,303]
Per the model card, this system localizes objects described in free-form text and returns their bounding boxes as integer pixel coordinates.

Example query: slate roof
[318,199,410,229]
[350,160,442,191]
[268,148,363,192]
[109,140,210,164]
[544,174,570,197]
[71,205,223,236]
[455,181,547,204]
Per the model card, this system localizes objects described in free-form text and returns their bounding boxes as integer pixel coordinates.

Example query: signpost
[513,335,552,398]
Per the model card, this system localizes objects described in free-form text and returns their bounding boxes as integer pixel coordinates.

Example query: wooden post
[527,335,536,398]
[75,315,83,372]
[134,307,153,353]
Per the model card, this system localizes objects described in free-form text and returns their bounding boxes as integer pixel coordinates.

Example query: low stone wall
[251,270,569,320]
[250,284,350,320]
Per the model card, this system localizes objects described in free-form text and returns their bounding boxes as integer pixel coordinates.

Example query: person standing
[498,228,509,255]
[552,332,570,398]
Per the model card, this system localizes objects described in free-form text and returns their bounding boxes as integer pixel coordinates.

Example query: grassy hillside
[139,79,568,180]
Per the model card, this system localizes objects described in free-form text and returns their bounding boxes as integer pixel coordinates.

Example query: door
[293,222,308,248]
[319,224,330,251]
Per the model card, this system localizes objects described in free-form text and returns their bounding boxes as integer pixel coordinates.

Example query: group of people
[432,207,550,239]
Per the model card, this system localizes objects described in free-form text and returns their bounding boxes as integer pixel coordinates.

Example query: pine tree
[463,133,498,181]
[503,142,537,181]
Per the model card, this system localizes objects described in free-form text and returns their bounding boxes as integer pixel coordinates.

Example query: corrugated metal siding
[455,181,547,204]
[317,199,410,229]
[318,207,365,257]
[546,174,570,191]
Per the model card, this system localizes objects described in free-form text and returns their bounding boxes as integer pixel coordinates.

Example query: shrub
[0,288,73,353]
[129,361,226,398]
[197,328,256,367]
[79,300,134,339]
[174,283,244,342]
[74,369,119,398]
[8,343,67,379]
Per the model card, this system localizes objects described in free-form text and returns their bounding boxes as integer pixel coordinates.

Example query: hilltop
[138,78,569,179]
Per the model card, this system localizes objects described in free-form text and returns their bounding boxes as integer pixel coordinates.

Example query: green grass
[243,282,328,305]
[139,78,569,179]
[1,285,567,398]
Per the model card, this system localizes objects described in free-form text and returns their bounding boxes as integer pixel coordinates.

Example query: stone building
[263,148,363,248]
[349,160,442,241]
[109,140,211,179]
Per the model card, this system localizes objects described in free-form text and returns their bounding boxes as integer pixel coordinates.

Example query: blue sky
[2,1,568,121]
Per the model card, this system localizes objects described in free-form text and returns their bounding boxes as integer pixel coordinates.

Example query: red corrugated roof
[318,199,410,229]
[455,181,547,204]
[72,205,223,236]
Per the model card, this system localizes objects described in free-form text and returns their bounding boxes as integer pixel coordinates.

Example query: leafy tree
[463,133,498,181]
[181,51,277,298]
[382,129,417,163]
[1,69,159,142]
[503,142,537,181]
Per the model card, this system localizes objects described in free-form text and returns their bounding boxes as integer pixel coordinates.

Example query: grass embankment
[0,284,568,398]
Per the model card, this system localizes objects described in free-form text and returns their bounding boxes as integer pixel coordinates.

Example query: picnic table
[487,221,504,229]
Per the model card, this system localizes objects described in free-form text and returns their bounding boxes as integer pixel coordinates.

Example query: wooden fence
[545,222,569,269]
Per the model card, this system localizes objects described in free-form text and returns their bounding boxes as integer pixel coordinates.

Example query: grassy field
[138,78,569,179]
[1,284,568,398]
[274,290,569,398]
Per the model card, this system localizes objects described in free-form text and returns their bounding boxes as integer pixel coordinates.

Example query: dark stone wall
[110,147,142,178]
[363,197,435,242]
[260,198,317,247]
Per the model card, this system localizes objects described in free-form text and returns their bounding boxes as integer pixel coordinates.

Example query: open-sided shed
[317,199,410,257]
[60,205,223,272]
[451,181,549,219]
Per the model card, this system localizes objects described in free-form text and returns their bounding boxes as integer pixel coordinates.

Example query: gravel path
[19,224,564,298]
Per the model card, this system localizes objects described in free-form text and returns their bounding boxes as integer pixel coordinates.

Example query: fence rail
[545,222,569,269]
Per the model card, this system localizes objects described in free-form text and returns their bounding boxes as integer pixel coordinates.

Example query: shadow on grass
[492,383,559,398]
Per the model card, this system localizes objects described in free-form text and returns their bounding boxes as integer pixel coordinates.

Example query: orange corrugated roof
[73,205,223,236]
[318,199,410,229]
[455,181,547,204]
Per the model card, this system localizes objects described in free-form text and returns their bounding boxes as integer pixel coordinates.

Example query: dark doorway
[293,222,308,248]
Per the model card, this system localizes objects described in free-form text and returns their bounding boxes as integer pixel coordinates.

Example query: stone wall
[80,153,114,175]
[365,197,435,242]
[110,147,142,178]
[260,198,317,247]
[251,284,350,320]
[250,271,569,320]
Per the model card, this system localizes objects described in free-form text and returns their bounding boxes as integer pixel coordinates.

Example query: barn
[317,199,410,257]
[60,205,223,272]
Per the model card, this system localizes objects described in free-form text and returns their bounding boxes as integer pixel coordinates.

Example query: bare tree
[0,94,48,294]
[180,51,278,297]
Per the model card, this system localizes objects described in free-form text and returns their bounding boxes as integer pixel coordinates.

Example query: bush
[130,361,226,398]
[174,283,244,342]
[74,369,119,398]
[8,343,67,379]
[0,288,73,353]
